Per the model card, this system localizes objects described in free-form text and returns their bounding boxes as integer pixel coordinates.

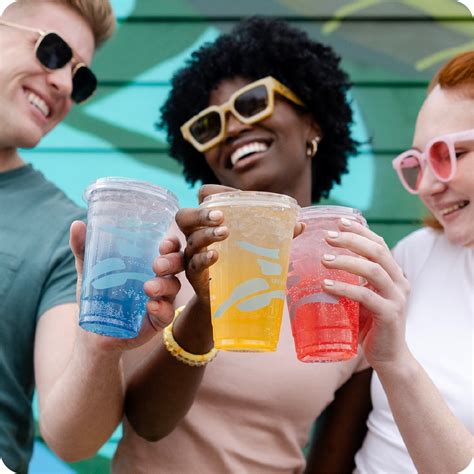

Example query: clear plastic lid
[200,191,299,210]
[299,205,366,226]
[83,177,179,212]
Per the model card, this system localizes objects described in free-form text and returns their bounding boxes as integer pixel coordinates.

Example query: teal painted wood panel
[113,0,473,19]
[93,20,474,82]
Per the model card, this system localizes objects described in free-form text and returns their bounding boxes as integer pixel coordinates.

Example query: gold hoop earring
[306,136,320,157]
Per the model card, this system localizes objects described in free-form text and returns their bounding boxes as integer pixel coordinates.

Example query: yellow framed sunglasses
[180,76,305,152]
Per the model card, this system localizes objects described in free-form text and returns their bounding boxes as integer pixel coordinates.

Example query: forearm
[125,295,214,441]
[39,335,124,462]
[375,351,474,474]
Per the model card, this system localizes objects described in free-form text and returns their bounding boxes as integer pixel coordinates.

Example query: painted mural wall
[22,1,473,472]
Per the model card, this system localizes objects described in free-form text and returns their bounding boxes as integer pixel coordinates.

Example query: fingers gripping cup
[200,191,299,352]
[286,206,366,362]
[79,177,179,338]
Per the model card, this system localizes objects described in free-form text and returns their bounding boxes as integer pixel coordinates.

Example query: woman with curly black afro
[160,16,357,203]
[120,17,372,474]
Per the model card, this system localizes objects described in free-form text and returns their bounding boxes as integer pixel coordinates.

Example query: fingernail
[209,210,223,221]
[323,279,335,286]
[150,281,161,294]
[327,230,339,238]
[323,254,336,261]
[207,250,214,261]
[341,217,352,227]
[155,258,170,273]
[161,239,174,250]
[214,226,227,236]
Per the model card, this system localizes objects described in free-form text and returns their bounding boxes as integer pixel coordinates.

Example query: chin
[444,229,474,248]
[17,131,43,149]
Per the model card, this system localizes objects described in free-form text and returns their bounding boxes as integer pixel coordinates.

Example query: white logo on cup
[458,0,474,15]
[213,241,285,318]
[0,459,15,473]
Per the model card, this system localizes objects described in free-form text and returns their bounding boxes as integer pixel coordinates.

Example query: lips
[224,136,273,170]
[439,200,469,216]
[25,88,52,118]
[230,141,269,166]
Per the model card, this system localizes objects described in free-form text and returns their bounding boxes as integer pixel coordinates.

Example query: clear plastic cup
[200,191,299,352]
[286,205,367,362]
[79,177,179,338]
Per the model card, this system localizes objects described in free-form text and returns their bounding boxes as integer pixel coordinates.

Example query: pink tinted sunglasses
[392,129,474,194]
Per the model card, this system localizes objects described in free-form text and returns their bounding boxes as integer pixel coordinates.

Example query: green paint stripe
[25,148,405,155]
[25,147,170,153]
[367,218,421,225]
[354,81,429,87]
[98,80,429,88]
[117,16,473,23]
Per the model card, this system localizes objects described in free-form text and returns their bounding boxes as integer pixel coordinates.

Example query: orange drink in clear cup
[200,191,299,351]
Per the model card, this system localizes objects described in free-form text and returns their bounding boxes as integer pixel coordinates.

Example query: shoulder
[2,167,85,257]
[26,169,86,238]
[32,170,86,221]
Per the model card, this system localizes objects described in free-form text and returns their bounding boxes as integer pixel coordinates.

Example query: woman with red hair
[350,51,474,473]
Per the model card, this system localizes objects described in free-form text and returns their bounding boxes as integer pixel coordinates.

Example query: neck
[281,167,313,208]
[0,147,25,173]
[289,183,312,208]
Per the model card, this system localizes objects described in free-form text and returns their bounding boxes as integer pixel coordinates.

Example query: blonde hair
[8,0,115,47]
[423,52,474,231]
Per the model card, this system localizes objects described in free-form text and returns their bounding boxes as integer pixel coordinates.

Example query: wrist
[172,295,214,354]
[163,306,218,367]
[372,345,418,381]
[75,329,124,363]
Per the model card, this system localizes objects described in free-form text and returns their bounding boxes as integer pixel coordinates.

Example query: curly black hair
[159,16,357,202]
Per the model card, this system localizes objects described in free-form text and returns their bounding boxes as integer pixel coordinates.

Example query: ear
[304,115,323,144]
[303,114,323,158]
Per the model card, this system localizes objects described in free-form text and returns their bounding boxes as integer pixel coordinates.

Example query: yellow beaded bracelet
[163,305,218,367]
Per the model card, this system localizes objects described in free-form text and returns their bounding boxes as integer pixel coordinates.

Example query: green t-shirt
[0,164,85,473]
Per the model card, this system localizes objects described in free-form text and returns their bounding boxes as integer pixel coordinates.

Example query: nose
[46,66,73,99]
[417,166,447,197]
[224,111,251,142]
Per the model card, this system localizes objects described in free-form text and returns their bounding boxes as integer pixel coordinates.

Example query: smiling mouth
[440,200,469,216]
[26,91,51,118]
[230,141,269,167]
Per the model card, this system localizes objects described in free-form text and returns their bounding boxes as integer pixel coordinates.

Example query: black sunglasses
[0,19,97,103]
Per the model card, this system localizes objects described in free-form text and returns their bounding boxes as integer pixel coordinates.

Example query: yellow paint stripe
[322,0,386,34]
[416,40,474,70]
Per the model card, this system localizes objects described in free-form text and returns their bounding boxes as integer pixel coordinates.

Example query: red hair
[428,51,474,96]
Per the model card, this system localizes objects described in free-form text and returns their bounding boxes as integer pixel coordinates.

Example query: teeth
[27,92,50,117]
[230,142,268,166]
[440,201,469,216]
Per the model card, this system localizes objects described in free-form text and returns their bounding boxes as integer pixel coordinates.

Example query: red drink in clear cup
[286,207,366,362]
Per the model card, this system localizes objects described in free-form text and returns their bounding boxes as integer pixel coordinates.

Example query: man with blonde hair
[0,1,177,472]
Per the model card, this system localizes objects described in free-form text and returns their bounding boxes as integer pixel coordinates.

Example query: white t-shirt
[355,227,474,473]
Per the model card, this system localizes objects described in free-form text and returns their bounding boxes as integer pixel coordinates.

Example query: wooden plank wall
[25,1,474,250]
[25,1,473,472]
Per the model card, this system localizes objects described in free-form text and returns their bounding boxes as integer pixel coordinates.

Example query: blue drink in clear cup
[79,177,179,338]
